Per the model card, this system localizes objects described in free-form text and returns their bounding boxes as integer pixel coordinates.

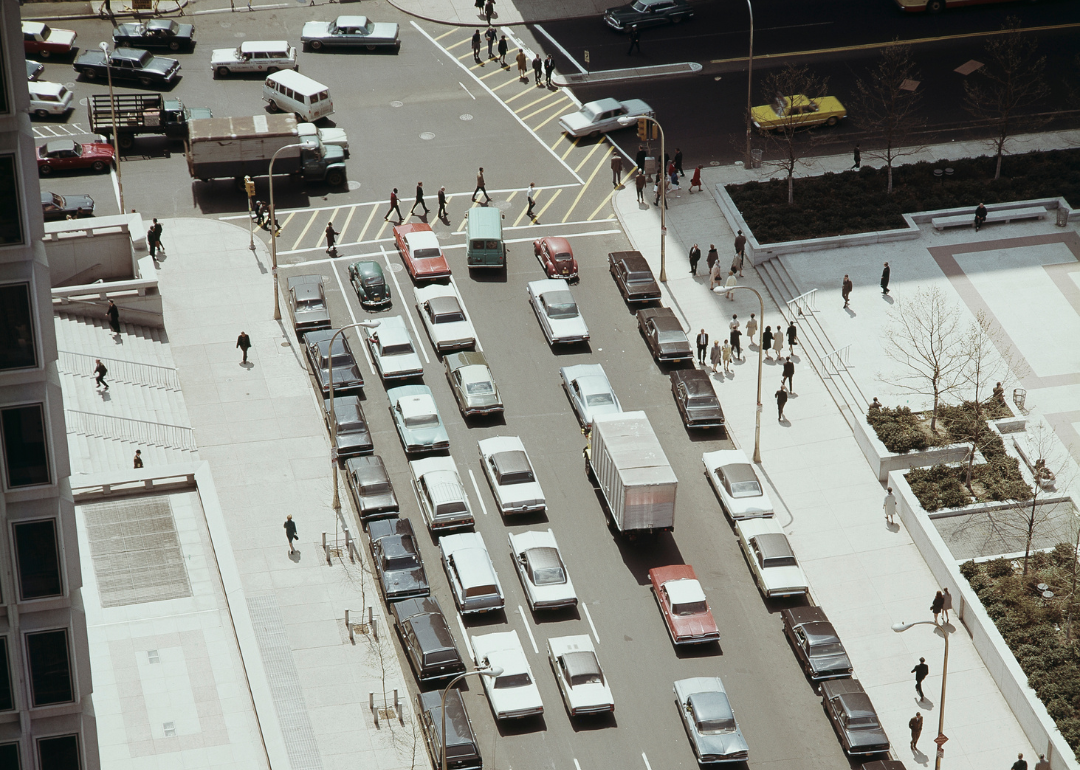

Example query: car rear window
[382,341,413,356]
[627,271,653,283]
[465,381,494,396]
[542,292,578,319]
[360,480,390,495]
[672,600,708,616]
[729,480,761,498]
[413,246,441,259]
[464,583,497,598]
[404,413,439,428]
[585,393,614,407]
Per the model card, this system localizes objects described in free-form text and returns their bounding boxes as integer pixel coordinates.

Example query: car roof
[457,365,491,385]
[23,21,47,34]
[672,369,713,393]
[639,306,679,326]
[451,549,496,587]
[421,471,466,505]
[801,621,841,646]
[350,260,383,279]
[721,462,757,484]
[147,18,176,29]
[753,532,795,561]
[397,394,437,420]
[380,535,416,562]
[392,595,443,624]
[465,206,502,236]
[561,650,601,680]
[687,690,733,722]
[664,578,706,605]
[523,545,561,574]
[540,236,572,253]
[490,449,531,478]
[335,15,370,26]
[240,40,291,52]
[425,295,462,316]
[291,283,323,303]
[29,81,66,96]
[45,139,76,154]
[584,97,622,113]
[404,229,440,250]
[418,690,475,749]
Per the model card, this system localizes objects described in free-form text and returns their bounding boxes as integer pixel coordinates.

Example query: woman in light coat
[746,313,758,346]
[709,261,723,289]
[722,340,733,373]
[709,340,722,373]
[772,326,784,359]
[724,270,737,300]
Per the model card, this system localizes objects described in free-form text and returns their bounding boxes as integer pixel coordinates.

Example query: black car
[348,260,392,309]
[323,396,373,458]
[346,456,399,521]
[860,762,909,770]
[603,0,694,31]
[417,689,483,770]
[74,47,181,87]
[637,307,691,362]
[368,517,429,602]
[782,607,853,681]
[392,597,467,684]
[821,680,890,756]
[609,251,661,304]
[113,19,195,52]
[671,370,725,429]
[26,60,45,81]
[304,329,364,396]
[41,191,95,221]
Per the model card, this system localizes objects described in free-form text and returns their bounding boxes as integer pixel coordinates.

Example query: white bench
[931,206,1048,231]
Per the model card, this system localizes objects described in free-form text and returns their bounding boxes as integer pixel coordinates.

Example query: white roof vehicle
[561,364,623,428]
[211,40,297,77]
[558,97,654,138]
[527,278,589,345]
[298,122,348,155]
[547,635,614,716]
[508,529,577,611]
[702,449,774,520]
[410,456,474,533]
[735,518,808,599]
[478,436,545,515]
[440,532,504,615]
[366,315,423,381]
[415,280,478,352]
[470,630,544,720]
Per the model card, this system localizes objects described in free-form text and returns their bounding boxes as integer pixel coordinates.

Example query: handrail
[58,350,181,390]
[822,344,851,375]
[66,409,196,450]
[52,278,158,300]
[786,288,816,317]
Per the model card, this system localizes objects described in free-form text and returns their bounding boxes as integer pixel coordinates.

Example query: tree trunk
[787,170,794,205]
[994,143,1003,181]
[930,389,939,432]
[887,162,894,195]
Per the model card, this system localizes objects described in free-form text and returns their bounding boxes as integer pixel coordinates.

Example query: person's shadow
[912,746,929,766]
[289,549,301,563]
[240,361,255,370]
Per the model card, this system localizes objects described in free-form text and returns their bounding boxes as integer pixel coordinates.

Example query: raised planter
[853,412,969,483]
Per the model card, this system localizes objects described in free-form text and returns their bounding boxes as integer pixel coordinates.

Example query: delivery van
[465,207,505,268]
[263,70,333,122]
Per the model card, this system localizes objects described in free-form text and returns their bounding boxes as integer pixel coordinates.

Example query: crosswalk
[33,122,95,140]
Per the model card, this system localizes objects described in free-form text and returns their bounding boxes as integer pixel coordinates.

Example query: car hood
[413,256,451,278]
[489,681,543,716]
[431,319,475,346]
[384,567,427,597]
[687,402,724,420]
[82,143,116,159]
[318,365,362,388]
[567,681,613,710]
[302,21,333,37]
[846,725,890,751]
[673,615,718,639]
[696,727,749,760]
[211,46,242,63]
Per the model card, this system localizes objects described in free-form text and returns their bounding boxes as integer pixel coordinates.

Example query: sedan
[36,140,114,175]
[509,529,577,611]
[23,22,77,58]
[415,281,477,352]
[302,15,400,51]
[417,690,482,770]
[393,597,466,684]
[674,677,749,764]
[649,564,720,646]
[388,385,450,455]
[638,307,691,362]
[781,607,853,681]
[366,316,423,381]
[478,436,545,515]
[559,97,654,138]
[304,329,364,396]
[395,223,451,282]
[752,94,847,131]
[444,351,503,417]
[702,449,774,520]
[113,19,195,51]
[368,517,429,602]
[821,680,890,756]
[348,260,392,309]
[735,518,809,598]
[74,48,181,87]
[287,274,331,337]
[344,455,398,521]
[41,191,95,221]
[671,370,725,429]
[472,631,544,720]
[534,236,578,281]
[604,0,694,30]
[440,532,504,616]
[547,635,614,716]
[323,396,373,458]
[610,251,661,304]
[410,456,474,533]
[528,279,589,345]
[27,60,45,81]
[561,364,622,428]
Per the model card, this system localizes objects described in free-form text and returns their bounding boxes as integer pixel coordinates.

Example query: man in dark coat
[94,358,109,390]
[688,244,701,274]
[324,222,338,255]
[881,261,891,295]
[471,29,482,62]
[912,657,929,699]
[384,188,402,222]
[635,144,647,174]
[851,143,861,170]
[775,385,788,421]
[532,54,543,86]
[842,274,853,308]
[497,35,508,65]
[730,327,742,360]
[696,329,708,365]
[544,54,555,87]
[485,26,496,58]
[627,25,641,55]
[437,186,448,219]
[782,357,795,394]
[734,230,746,260]
[674,148,684,177]
[636,173,647,203]
[706,245,719,273]
[410,182,429,216]
[974,202,988,231]
[284,515,298,554]
[107,300,120,335]
[236,331,252,363]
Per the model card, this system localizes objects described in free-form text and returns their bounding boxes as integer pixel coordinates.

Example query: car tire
[266,100,281,113]
[92,160,107,172]
[825,116,839,127]
[35,109,49,119]
[40,50,51,59]
[926,0,942,10]
[118,134,134,149]
[366,44,378,51]
[589,129,601,139]
[81,68,97,79]
[138,77,154,87]
[326,170,345,186]
[39,164,52,175]
[671,14,685,23]
[310,40,323,51]
[216,66,230,78]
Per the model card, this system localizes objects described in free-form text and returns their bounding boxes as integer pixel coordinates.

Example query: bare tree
[852,43,926,194]
[962,18,1051,180]
[756,63,831,204]
[880,287,966,432]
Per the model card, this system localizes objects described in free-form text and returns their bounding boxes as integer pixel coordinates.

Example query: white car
[735,519,809,599]
[560,364,623,428]
[366,316,423,381]
[527,279,589,345]
[703,449,774,520]
[547,635,614,716]
[415,280,478,352]
[410,456,474,534]
[211,40,297,78]
[558,97,654,138]
[298,122,349,156]
[28,81,73,118]
[478,436,545,515]
[440,532,504,615]
[470,630,544,720]
[509,529,577,611]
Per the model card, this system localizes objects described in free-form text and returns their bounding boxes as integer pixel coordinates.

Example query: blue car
[388,384,450,455]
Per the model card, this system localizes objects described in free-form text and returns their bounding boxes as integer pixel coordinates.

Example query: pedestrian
[437,186,448,219]
[674,147,684,177]
[974,202,987,231]
[695,329,708,365]
[284,514,298,554]
[484,26,496,58]
[733,229,746,269]
[636,172,647,203]
[669,166,680,195]
[471,29,482,62]
[498,35,508,65]
[775,384,788,421]
[842,274,852,308]
[410,182,429,216]
[627,24,641,55]
[881,261,891,295]
[236,331,252,363]
[636,144,647,173]
[710,340,722,373]
[871,396,882,409]
[762,326,774,359]
[653,177,669,208]
[909,712,923,752]
[746,313,758,346]
[484,0,495,24]
[688,243,701,274]
[851,143,861,170]
[782,357,794,393]
[94,358,109,390]
[516,48,528,80]
[133,449,143,469]
[151,218,164,256]
[724,270,737,300]
[544,54,554,87]
[526,182,537,219]
[689,165,703,192]
[474,0,484,14]
[730,327,742,360]
[786,321,798,354]
[994,381,1005,402]
[884,486,896,524]
[730,252,743,278]
[384,188,402,222]
[1034,754,1051,770]
[611,155,624,188]
[932,590,945,624]
[107,300,120,335]
[1012,754,1028,770]
[324,221,338,255]
[729,313,740,333]
[773,327,784,359]
[722,340,733,373]
[912,657,929,699]
[147,225,159,261]
[942,587,953,623]
[706,245,719,273]
[709,261,723,290]
[473,167,491,203]
[532,54,543,86]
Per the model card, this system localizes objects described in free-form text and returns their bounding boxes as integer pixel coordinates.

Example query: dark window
[14,520,63,600]
[38,734,80,770]
[0,638,13,710]
[1,404,50,488]
[0,156,23,246]
[0,743,20,770]
[26,629,73,706]
[0,284,37,371]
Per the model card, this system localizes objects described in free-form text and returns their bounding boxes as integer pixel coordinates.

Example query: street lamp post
[327,320,381,515]
[268,141,315,320]
[439,667,503,770]
[99,42,124,213]
[893,619,952,770]
[712,285,765,463]
[744,0,755,169]
[619,115,667,282]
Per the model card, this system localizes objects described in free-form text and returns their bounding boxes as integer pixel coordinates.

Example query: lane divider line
[468,469,489,517]
[582,601,599,643]
[518,605,539,653]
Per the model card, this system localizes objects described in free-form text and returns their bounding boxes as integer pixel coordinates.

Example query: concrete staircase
[53,312,198,475]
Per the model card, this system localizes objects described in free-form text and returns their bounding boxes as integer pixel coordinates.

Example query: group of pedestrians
[839,262,892,307]
[381,181,453,227]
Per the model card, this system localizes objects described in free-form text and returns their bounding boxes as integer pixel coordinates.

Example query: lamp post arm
[327,320,380,515]
[268,142,307,322]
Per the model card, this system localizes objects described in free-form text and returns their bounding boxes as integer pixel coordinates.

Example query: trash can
[751,149,763,169]
[1057,206,1071,227]
[644,157,658,181]
[1013,388,1026,411]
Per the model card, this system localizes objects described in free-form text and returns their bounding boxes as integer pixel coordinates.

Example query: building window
[14,520,63,600]
[38,735,80,770]
[1,404,50,488]
[0,742,21,770]
[0,637,13,710]
[0,284,38,371]
[26,629,73,707]
[0,156,22,247]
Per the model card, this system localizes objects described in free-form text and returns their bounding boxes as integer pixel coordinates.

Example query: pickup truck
[89,92,210,148]
[74,47,181,88]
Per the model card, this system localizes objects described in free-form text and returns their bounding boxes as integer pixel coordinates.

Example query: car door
[571,380,586,421]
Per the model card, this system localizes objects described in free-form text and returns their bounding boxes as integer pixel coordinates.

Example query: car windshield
[493,672,532,689]
[585,392,614,407]
[404,412,439,428]
[809,641,845,656]
[326,352,353,368]
[543,292,579,319]
[729,480,762,498]
[382,342,413,356]
[533,565,566,586]
[360,480,391,495]
[50,193,64,207]
[686,396,715,407]
[339,417,365,433]
[698,714,737,733]
[553,252,573,262]
[384,553,419,571]
[580,105,601,121]
[631,0,649,11]
[672,600,708,616]
[465,381,494,396]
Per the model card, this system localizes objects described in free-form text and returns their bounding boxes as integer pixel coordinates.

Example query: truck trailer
[89,92,211,148]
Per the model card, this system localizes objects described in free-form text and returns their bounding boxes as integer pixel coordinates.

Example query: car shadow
[457,608,507,628]
[550,341,593,357]
[303,45,401,56]
[528,605,579,625]
[762,593,813,616]
[569,711,618,731]
[468,266,508,284]
[682,424,727,443]
[602,517,685,586]
[462,412,508,428]
[674,640,723,659]
[496,714,547,736]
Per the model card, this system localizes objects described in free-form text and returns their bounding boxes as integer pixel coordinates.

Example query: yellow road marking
[588,166,638,222]
[291,209,320,252]
[560,136,580,160]
[446,37,471,51]
[515,89,563,115]
[522,95,570,122]
[276,210,297,238]
[479,64,512,81]
[354,203,379,244]
[573,141,606,174]
[374,218,391,241]
[435,28,457,41]
[532,188,563,224]
[491,76,524,93]
[564,146,611,222]
[533,105,569,132]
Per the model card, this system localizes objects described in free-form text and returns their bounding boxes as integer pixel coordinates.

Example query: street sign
[937,749,944,759]
[131,0,152,9]
[584,50,590,64]
[934,734,949,747]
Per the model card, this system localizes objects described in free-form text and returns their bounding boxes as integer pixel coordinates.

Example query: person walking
[611,154,623,187]
[881,261,891,295]
[733,230,746,272]
[696,329,708,365]
[1012,754,1028,770]
[842,274,853,308]
[974,202,988,231]
[722,340,733,374]
[909,712,923,752]
[688,243,701,274]
[324,221,338,255]
[730,327,742,361]
[94,358,109,390]
[473,167,491,203]
[384,188,402,222]
[627,24,641,54]
[746,313,758,346]
[932,590,945,623]
[724,270,737,300]
[484,26,496,58]
[762,326,774,360]
[544,54,555,87]
[471,29,482,63]
[133,449,143,469]
[942,587,952,623]
[710,340,722,373]
[484,0,495,24]
[497,35,508,65]
[1034,754,1051,770]
[729,313,740,334]
[730,251,744,279]
[786,321,798,354]
[709,261,723,290]
[410,182,429,216]
[474,0,484,15]
[773,326,784,359]
[912,657,929,699]
[775,384,788,421]
[706,244,719,273]
[532,54,543,86]
[673,147,684,177]
[635,144,647,173]
[636,172,647,203]
[884,486,897,525]
[151,218,164,257]
[516,48,528,80]
[284,514,298,554]
[106,299,121,335]
[851,143,861,170]
[236,331,252,363]
[526,182,537,219]
[689,165,703,192]
[782,357,795,393]
[437,186,448,219]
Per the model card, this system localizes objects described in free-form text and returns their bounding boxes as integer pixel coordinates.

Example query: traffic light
[637,117,649,140]
[244,175,255,198]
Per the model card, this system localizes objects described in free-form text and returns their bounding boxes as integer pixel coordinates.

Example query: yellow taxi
[751,94,847,131]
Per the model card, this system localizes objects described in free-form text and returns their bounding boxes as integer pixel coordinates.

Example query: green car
[348,260,392,309]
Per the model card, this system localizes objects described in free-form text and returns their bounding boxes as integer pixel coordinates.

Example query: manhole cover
[234,32,246,38]
[710,161,720,166]
[420,132,435,141]
[280,340,291,347]
[387,262,404,273]
[494,200,512,211]
[390,100,403,108]
[347,181,361,191]
[460,114,474,121]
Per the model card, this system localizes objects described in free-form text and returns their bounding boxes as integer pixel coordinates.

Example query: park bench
[1012,434,1056,490]
[931,206,1048,231]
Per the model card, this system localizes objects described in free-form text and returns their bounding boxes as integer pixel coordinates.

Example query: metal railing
[822,344,851,375]
[66,410,196,450]
[786,288,817,317]
[58,350,181,391]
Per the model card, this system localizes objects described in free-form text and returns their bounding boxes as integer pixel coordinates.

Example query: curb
[25,0,189,22]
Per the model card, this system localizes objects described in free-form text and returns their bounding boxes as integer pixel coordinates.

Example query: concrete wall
[43,213,146,287]
[852,413,971,482]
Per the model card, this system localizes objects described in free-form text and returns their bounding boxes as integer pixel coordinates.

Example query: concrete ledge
[852,413,971,483]
[553,62,702,87]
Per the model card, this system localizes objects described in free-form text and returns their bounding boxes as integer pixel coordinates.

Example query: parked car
[388,385,450,455]
[393,597,466,684]
[559,98,654,138]
[671,370,725,429]
[547,635,614,716]
[287,274,332,337]
[415,281,477,352]
[649,564,720,646]
[23,22,77,58]
[26,60,45,81]
[36,140,114,175]
[752,94,847,130]
[417,689,482,770]
[673,677,749,764]
[368,517,429,602]
[41,191,95,221]
[638,307,691,362]
[609,251,661,304]
[28,81,74,118]
[528,278,589,345]
[302,15,401,51]
[471,631,544,720]
[533,236,578,281]
[344,455,399,521]
[304,329,364,396]
[75,47,181,87]
[781,607,853,681]
[702,449,774,520]
[440,532,504,615]
[444,351,503,417]
[820,679,890,756]
[348,260,392,309]
[859,762,907,770]
[508,529,577,611]
[298,121,349,157]
[561,364,622,428]
[366,316,423,381]
[478,436,545,516]
[395,223,451,281]
[322,396,373,458]
[113,19,195,51]
[735,518,809,598]
[604,0,694,31]
[410,456,474,533]
[211,40,297,78]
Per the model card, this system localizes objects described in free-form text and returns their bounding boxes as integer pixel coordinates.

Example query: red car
[649,564,720,646]
[534,236,578,281]
[23,21,77,58]
[37,140,115,175]
[394,223,451,282]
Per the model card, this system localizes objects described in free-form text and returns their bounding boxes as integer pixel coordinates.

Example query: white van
[28,81,73,118]
[262,70,333,122]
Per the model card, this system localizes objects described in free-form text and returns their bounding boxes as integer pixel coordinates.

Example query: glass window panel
[0,284,37,370]
[0,157,23,246]
[1,405,50,488]
[0,638,13,710]
[14,520,62,599]
[38,734,80,770]
[26,630,73,706]
[0,743,20,770]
